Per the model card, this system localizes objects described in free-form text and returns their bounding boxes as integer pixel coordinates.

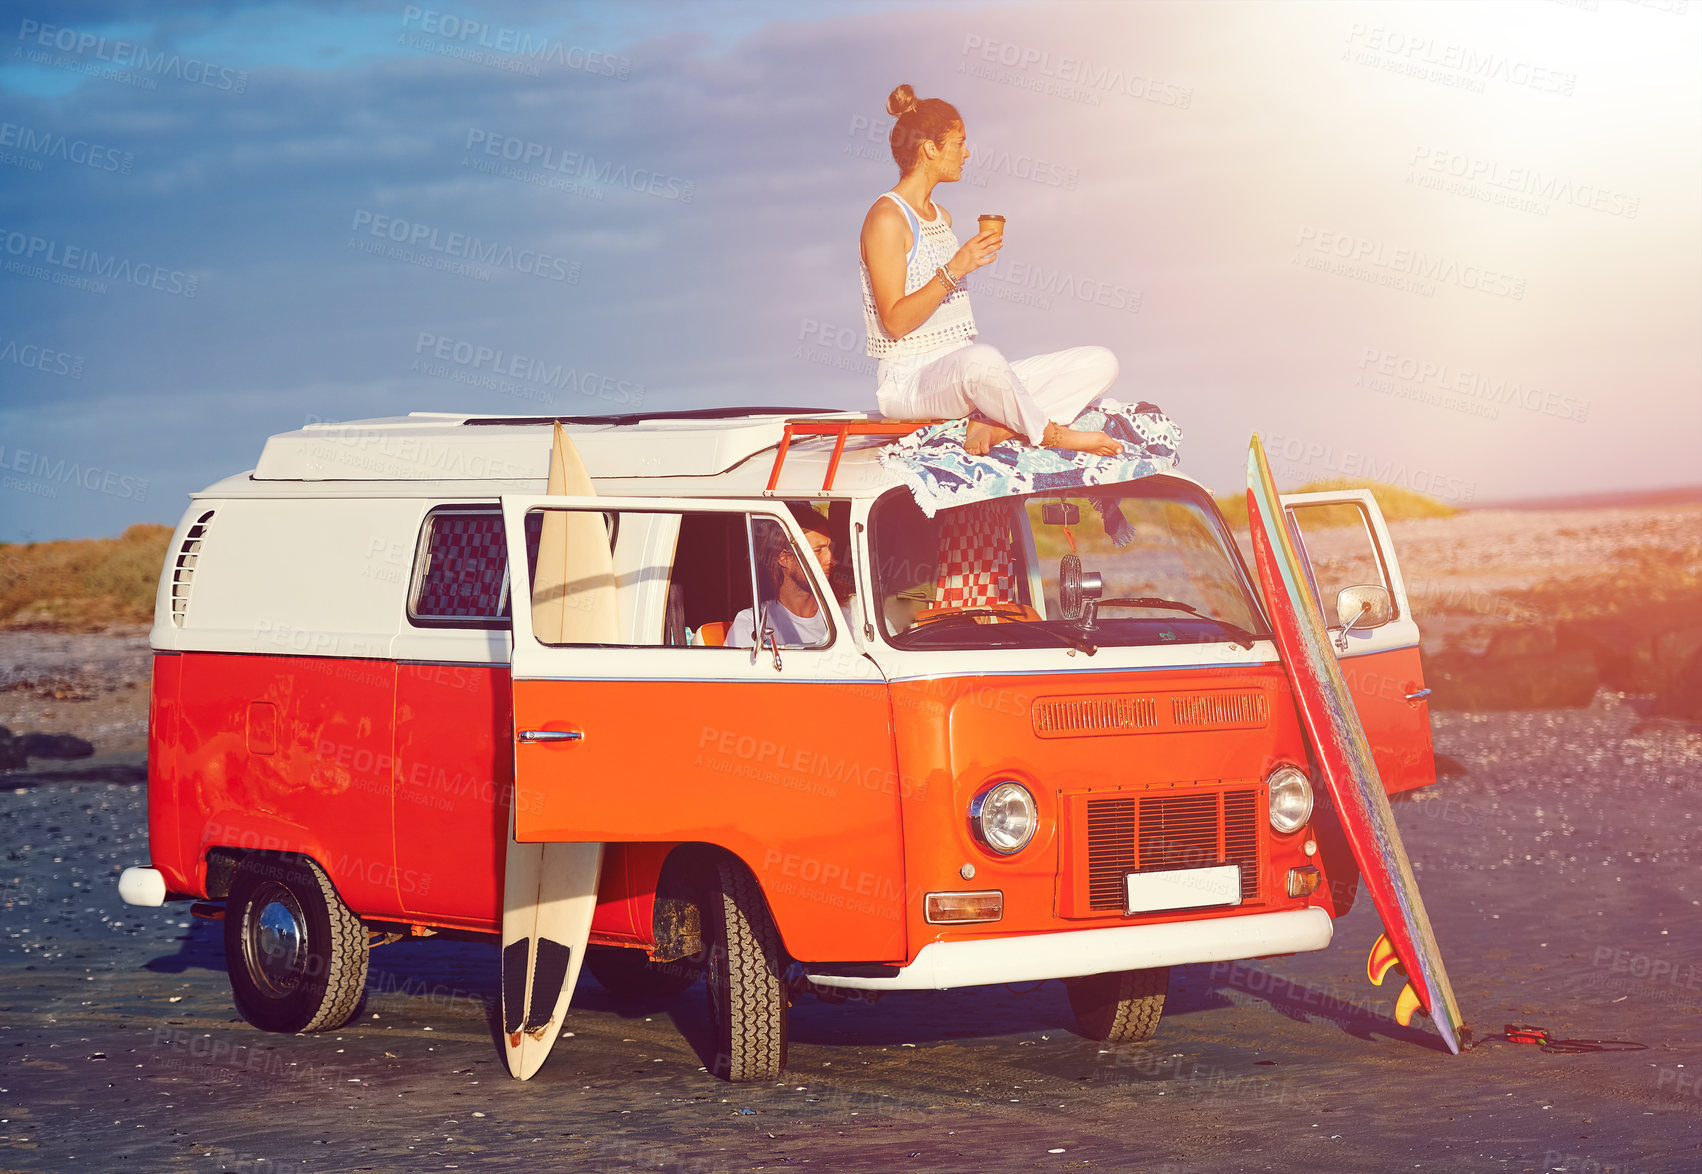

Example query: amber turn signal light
[1286,866,1322,898]
[924,890,1004,924]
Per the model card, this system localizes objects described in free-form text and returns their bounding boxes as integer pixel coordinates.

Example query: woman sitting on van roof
[858,84,1123,459]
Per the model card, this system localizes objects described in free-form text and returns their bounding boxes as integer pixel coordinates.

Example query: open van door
[1278,490,1435,796]
[498,494,906,963]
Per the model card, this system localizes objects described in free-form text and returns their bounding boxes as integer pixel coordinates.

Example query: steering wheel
[912,603,1040,627]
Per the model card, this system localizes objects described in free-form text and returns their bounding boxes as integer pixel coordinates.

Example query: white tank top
[860,191,978,358]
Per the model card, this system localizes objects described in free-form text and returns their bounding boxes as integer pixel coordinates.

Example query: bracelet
[935,265,959,294]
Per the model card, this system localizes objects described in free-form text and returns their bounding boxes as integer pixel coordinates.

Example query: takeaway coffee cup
[978,213,1005,240]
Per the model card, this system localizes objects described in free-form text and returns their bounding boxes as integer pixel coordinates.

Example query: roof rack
[767,417,942,492]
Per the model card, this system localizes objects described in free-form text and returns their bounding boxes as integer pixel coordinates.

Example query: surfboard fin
[525,938,573,1034]
[1367,932,1403,986]
[501,937,531,1040]
[1394,982,1424,1027]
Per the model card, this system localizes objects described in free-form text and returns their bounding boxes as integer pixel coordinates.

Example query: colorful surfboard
[501,422,616,1080]
[1245,435,1469,1055]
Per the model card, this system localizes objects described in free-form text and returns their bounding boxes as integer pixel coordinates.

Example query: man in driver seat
[728,506,838,649]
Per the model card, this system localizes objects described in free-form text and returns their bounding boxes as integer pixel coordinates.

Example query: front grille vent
[1171,692,1268,729]
[1084,788,1260,912]
[1034,696,1157,736]
[170,510,214,627]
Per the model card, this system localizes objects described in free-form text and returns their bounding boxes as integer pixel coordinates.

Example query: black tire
[703,858,788,1082]
[585,944,701,1000]
[223,854,368,1034]
[1064,966,1169,1043]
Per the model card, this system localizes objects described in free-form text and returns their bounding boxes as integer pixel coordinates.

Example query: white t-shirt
[727,601,829,649]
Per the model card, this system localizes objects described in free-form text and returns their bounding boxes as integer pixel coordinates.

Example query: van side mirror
[1334,585,1393,649]
[1041,502,1079,526]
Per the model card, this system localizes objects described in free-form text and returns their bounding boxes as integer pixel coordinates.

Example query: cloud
[1,0,1698,540]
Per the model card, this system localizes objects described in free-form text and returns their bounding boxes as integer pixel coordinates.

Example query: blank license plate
[1125,865,1243,914]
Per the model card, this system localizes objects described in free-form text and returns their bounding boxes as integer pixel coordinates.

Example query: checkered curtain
[934,501,1016,609]
[416,513,506,617]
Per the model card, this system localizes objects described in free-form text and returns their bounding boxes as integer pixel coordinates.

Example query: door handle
[518,729,584,743]
[1404,688,1432,704]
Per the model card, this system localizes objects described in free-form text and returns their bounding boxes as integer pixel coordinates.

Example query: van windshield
[869,481,1269,651]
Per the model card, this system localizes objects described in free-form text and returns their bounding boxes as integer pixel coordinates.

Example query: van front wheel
[1064,966,1168,1043]
[704,858,788,1081]
[224,854,369,1034]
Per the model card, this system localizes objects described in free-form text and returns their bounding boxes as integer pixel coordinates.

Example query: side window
[409,507,509,627]
[668,512,756,647]
[524,508,832,649]
[744,516,833,650]
[1285,502,1397,625]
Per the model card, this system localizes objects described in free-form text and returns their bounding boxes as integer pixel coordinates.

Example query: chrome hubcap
[247,884,307,997]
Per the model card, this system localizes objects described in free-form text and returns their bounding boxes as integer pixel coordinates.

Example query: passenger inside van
[728,506,837,649]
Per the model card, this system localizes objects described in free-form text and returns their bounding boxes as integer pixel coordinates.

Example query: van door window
[522,508,833,649]
[732,516,833,650]
[1284,502,1399,626]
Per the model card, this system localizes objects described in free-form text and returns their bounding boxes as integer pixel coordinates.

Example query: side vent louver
[170,510,214,627]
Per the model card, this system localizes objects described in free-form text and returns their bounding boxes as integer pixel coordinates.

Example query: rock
[1650,649,1702,721]
[1557,616,1702,694]
[1425,648,1599,710]
[1485,627,1557,658]
[15,732,96,760]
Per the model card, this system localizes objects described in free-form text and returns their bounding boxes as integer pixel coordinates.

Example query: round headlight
[970,781,1038,854]
[1267,766,1314,834]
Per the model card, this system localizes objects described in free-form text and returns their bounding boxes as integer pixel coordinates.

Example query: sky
[1,0,1698,541]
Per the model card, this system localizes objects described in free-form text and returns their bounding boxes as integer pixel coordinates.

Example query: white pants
[875,341,1119,444]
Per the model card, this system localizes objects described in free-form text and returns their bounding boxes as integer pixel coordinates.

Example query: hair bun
[885,83,920,117]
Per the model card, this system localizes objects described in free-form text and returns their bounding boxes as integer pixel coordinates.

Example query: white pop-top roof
[225,408,1209,501]
[240,409,888,498]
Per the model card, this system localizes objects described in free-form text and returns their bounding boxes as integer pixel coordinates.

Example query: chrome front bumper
[807,907,1333,991]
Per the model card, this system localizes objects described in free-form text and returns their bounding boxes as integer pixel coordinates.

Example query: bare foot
[1043,424,1122,457]
[964,418,1017,456]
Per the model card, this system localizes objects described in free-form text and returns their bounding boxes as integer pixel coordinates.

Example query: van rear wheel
[224,854,368,1034]
[1064,966,1169,1043]
[704,858,788,1082]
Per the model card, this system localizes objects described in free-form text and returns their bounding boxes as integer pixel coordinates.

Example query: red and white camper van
[119,409,1435,1081]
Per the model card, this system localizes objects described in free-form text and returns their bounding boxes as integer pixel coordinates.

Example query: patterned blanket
[877,399,1185,545]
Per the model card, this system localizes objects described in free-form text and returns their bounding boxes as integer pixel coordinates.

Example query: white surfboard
[501,422,617,1080]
